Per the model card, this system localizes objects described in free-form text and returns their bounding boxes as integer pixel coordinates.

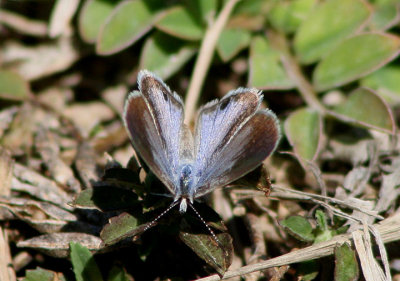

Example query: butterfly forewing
[138,71,186,180]
[192,100,280,198]
[193,89,262,184]
[123,71,186,195]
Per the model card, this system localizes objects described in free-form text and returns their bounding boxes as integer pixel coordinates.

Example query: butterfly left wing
[123,71,188,195]
[191,89,280,198]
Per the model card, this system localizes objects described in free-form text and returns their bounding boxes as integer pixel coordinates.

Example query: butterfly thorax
[174,164,195,213]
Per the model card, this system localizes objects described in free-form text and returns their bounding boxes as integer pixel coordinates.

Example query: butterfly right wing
[191,88,280,198]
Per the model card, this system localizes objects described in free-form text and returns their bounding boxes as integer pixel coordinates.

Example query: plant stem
[268,30,326,114]
[184,0,240,124]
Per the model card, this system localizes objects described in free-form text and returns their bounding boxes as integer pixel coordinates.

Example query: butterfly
[123,70,280,219]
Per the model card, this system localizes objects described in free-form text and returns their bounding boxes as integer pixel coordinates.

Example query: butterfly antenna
[143,201,179,232]
[188,203,221,245]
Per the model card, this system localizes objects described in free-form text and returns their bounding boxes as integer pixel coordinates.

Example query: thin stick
[184,0,240,124]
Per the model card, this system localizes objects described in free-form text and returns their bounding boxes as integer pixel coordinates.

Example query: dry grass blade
[196,213,400,281]
[0,227,16,281]
[352,224,386,281]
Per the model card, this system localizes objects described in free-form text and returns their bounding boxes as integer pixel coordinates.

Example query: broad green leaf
[100,212,139,245]
[155,6,204,41]
[294,0,371,64]
[334,243,359,281]
[97,0,158,55]
[269,0,316,34]
[70,242,103,281]
[23,267,63,281]
[361,65,400,105]
[217,27,250,62]
[332,87,394,133]
[284,108,321,161]
[0,70,30,101]
[280,216,315,242]
[140,32,197,80]
[248,36,294,89]
[369,0,400,31]
[79,0,115,43]
[313,33,400,92]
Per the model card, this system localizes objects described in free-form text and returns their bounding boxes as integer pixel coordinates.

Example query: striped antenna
[188,203,221,245]
[143,201,179,232]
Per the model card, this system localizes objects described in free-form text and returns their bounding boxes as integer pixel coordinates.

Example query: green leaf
[23,267,62,281]
[107,265,131,281]
[314,210,333,243]
[315,210,328,231]
[280,216,315,242]
[269,0,317,34]
[184,0,218,23]
[248,36,294,89]
[100,212,140,245]
[140,32,197,80]
[0,70,30,101]
[294,0,371,64]
[313,33,400,92]
[216,27,251,62]
[78,0,115,43]
[334,243,359,281]
[284,108,322,161]
[229,0,270,31]
[155,6,204,41]
[97,0,159,55]
[332,87,395,133]
[369,0,400,31]
[361,65,400,105]
[70,242,104,281]
[179,229,233,275]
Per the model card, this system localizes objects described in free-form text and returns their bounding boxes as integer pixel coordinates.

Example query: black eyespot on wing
[219,98,230,111]
[162,91,169,101]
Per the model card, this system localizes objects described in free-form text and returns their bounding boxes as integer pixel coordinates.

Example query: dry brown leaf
[0,9,47,37]
[17,232,103,258]
[1,38,78,80]
[12,163,71,208]
[62,101,115,138]
[35,127,81,192]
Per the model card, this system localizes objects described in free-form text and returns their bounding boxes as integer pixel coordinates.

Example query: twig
[184,0,240,124]
[195,213,400,280]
